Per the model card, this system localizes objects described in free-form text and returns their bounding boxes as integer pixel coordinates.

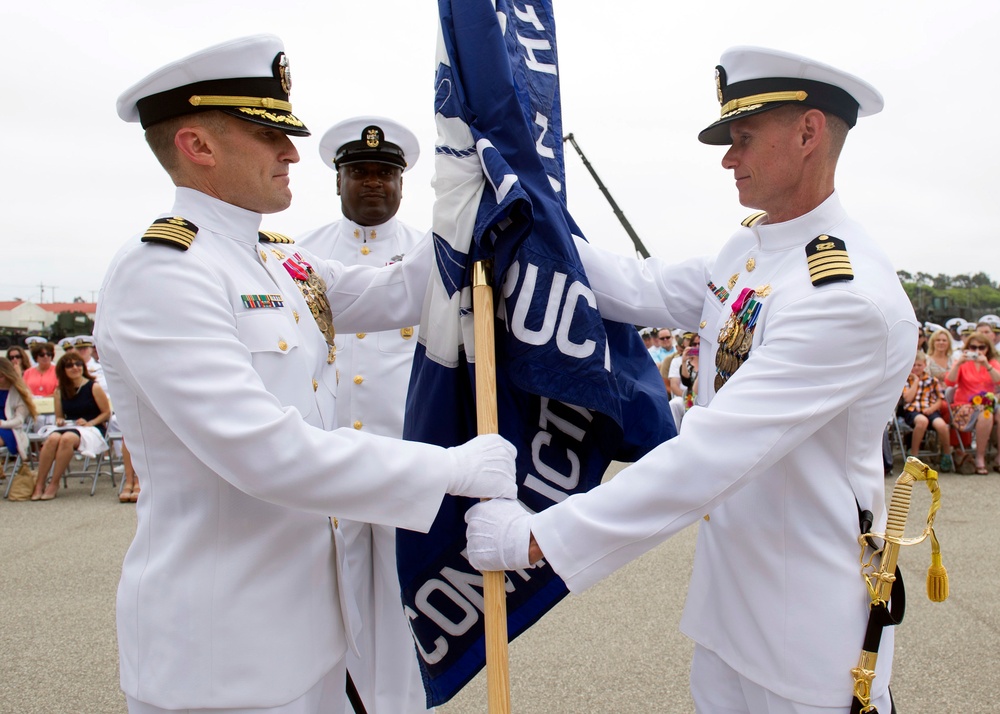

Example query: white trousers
[340,519,432,714]
[691,645,893,714]
[126,659,346,714]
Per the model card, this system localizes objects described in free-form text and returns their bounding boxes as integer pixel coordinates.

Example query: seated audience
[926,328,953,381]
[30,353,111,501]
[647,328,669,365]
[0,356,37,465]
[5,346,31,377]
[23,342,58,398]
[901,351,953,472]
[73,335,106,389]
[944,333,1000,474]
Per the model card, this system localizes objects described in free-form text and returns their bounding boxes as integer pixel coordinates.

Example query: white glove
[445,434,517,500]
[465,498,534,571]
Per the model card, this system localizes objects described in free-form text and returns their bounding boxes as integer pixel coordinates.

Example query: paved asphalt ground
[1,460,996,714]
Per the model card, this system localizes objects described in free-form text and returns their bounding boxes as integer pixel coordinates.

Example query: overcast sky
[3,0,996,303]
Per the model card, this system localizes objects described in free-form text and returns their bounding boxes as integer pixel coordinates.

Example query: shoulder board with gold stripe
[141,217,198,251]
[741,211,767,228]
[258,231,295,244]
[805,234,854,286]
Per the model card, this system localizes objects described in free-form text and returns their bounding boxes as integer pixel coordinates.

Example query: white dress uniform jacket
[297,216,422,437]
[96,188,450,711]
[531,193,917,706]
[297,216,429,713]
[86,356,107,390]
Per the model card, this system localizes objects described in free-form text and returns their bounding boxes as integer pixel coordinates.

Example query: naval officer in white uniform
[297,117,431,713]
[98,35,516,714]
[467,47,917,714]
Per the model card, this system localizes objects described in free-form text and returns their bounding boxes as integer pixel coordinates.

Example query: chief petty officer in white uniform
[466,47,917,714]
[98,35,517,714]
[297,117,431,714]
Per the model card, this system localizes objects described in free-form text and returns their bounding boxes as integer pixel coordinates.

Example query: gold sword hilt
[852,457,948,711]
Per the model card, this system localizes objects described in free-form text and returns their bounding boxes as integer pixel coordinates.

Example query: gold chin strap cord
[188,95,293,112]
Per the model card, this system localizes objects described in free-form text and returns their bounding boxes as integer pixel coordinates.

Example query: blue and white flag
[398,0,676,705]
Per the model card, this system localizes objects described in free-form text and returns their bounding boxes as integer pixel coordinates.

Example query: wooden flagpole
[471,260,511,714]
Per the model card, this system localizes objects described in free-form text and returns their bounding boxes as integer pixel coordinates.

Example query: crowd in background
[635,313,1000,475]
[1,335,139,502]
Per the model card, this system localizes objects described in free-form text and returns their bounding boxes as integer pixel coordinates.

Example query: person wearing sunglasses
[944,333,1000,474]
[5,346,30,376]
[30,353,111,501]
[23,342,58,399]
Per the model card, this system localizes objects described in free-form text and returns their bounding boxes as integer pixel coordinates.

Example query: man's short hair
[145,110,229,174]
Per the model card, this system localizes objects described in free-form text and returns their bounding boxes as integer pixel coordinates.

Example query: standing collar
[750,191,846,251]
[172,187,264,245]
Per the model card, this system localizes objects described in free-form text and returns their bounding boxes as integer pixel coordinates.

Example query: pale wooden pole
[472,260,511,714]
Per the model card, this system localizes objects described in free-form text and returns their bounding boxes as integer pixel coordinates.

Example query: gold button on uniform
[312,379,318,391]
[700,320,707,328]
[360,246,370,256]
[293,310,299,323]
[259,250,267,262]
[356,333,366,339]
[278,340,288,351]
[353,420,363,430]
[353,375,363,385]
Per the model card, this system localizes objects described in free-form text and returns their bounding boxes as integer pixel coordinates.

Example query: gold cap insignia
[365,126,383,148]
[274,52,292,95]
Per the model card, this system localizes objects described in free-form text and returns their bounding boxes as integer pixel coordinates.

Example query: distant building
[0,300,97,334]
